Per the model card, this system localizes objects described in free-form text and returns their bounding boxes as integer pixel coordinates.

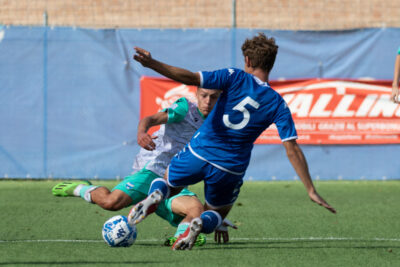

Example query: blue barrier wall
[0,26,400,180]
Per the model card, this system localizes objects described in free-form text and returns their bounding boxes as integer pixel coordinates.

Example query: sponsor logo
[126,182,134,190]
[116,227,126,238]
[278,81,398,118]
[258,79,400,144]
[155,84,197,111]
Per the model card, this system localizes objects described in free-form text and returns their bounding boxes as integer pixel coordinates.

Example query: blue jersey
[189,68,297,174]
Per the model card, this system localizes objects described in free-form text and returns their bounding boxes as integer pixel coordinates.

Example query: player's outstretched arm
[133,47,200,86]
[283,139,337,214]
[137,112,168,151]
[391,54,400,103]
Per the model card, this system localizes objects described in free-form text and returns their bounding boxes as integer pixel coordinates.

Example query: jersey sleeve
[199,68,238,90]
[161,97,189,124]
[398,47,400,54]
[274,100,298,142]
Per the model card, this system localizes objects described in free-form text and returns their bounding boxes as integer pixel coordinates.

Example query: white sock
[73,184,85,197]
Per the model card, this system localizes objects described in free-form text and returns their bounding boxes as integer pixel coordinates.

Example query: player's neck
[248,68,269,83]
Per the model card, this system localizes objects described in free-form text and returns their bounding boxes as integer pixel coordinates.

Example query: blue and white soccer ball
[102,215,137,247]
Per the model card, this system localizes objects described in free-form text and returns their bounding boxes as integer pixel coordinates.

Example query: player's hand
[133,47,153,67]
[214,218,238,244]
[137,132,158,151]
[308,190,336,214]
[391,85,399,103]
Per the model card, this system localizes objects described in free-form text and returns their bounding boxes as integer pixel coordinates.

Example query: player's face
[196,88,221,118]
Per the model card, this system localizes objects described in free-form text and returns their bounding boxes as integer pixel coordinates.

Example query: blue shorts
[168,146,244,208]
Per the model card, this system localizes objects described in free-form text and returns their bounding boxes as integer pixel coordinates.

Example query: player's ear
[245,56,251,68]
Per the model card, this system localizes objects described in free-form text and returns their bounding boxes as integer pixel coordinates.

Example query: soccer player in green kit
[53,87,235,245]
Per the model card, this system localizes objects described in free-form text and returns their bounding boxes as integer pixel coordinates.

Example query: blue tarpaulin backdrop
[0,26,399,180]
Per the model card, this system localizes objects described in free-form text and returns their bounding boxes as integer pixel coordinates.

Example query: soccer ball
[102,215,137,247]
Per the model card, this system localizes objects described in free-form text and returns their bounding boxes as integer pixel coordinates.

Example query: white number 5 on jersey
[223,96,260,130]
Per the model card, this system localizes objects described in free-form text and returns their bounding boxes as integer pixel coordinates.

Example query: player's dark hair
[241,33,278,72]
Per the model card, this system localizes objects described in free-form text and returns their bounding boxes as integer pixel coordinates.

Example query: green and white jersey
[132,97,205,177]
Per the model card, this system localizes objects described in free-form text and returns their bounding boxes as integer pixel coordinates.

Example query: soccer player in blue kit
[129,33,336,250]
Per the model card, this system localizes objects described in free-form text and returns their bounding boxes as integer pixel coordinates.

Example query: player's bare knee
[171,196,203,218]
[185,202,203,217]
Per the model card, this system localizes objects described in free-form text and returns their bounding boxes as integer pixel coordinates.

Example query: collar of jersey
[253,75,270,87]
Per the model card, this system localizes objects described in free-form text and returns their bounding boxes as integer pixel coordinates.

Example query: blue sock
[148,178,169,200]
[200,210,222,234]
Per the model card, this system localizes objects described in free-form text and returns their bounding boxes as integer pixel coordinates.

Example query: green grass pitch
[1,180,399,266]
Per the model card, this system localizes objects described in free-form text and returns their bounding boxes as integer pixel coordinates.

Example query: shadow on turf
[197,240,400,250]
[0,261,163,265]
